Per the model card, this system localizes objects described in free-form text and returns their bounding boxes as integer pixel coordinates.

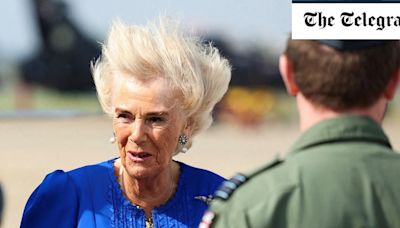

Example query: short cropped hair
[284,40,400,111]
[92,18,231,138]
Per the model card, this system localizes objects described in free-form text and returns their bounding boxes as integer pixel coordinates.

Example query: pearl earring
[109,133,116,144]
[178,135,189,153]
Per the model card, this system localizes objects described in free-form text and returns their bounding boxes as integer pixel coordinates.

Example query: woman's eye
[117,113,127,119]
[147,116,165,124]
[117,113,131,122]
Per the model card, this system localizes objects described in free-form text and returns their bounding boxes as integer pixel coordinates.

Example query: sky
[0,0,291,61]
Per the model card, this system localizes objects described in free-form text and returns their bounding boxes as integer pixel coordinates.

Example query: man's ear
[279,54,299,96]
[384,67,400,101]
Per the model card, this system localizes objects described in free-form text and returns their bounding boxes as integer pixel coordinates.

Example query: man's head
[280,39,400,111]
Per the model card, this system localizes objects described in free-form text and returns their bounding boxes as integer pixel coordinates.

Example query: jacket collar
[288,115,392,155]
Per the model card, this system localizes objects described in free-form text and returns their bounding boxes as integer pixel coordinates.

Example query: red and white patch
[199,210,215,228]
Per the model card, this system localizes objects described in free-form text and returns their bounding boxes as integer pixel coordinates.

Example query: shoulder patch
[199,210,215,228]
[212,156,283,201]
[213,173,248,201]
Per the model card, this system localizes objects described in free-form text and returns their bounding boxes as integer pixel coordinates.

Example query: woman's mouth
[127,151,152,162]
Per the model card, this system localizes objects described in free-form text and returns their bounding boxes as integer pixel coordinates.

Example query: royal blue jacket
[21,159,225,228]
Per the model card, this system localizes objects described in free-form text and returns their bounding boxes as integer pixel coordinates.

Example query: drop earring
[109,132,116,144]
[178,135,189,153]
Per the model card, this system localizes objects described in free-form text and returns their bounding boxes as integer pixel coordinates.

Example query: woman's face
[112,75,188,178]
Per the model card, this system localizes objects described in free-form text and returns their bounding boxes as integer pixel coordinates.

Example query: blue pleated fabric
[21,159,225,228]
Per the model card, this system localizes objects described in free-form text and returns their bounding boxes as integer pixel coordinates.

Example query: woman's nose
[129,120,147,143]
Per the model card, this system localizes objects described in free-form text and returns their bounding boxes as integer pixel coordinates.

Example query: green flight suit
[208,115,400,228]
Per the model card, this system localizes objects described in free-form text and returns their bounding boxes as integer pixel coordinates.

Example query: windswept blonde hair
[92,17,231,139]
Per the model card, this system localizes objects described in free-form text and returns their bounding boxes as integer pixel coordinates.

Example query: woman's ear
[279,54,299,96]
[384,67,400,101]
[183,117,194,138]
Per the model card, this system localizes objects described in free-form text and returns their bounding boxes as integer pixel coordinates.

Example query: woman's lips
[127,151,152,162]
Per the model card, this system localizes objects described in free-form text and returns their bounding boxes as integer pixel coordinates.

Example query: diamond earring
[178,135,188,145]
[178,135,189,153]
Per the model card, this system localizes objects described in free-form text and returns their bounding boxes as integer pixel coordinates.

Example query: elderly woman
[21,18,231,227]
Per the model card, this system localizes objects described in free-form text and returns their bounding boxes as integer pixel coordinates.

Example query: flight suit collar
[288,115,392,155]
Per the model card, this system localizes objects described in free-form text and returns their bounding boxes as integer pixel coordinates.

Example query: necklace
[116,162,178,228]
[119,166,154,227]
[145,217,154,228]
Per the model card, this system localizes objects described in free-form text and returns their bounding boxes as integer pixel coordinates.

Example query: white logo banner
[292,3,400,39]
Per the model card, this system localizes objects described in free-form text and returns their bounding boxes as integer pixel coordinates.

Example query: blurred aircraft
[206,36,283,88]
[20,0,283,92]
[14,0,283,111]
[19,0,100,92]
